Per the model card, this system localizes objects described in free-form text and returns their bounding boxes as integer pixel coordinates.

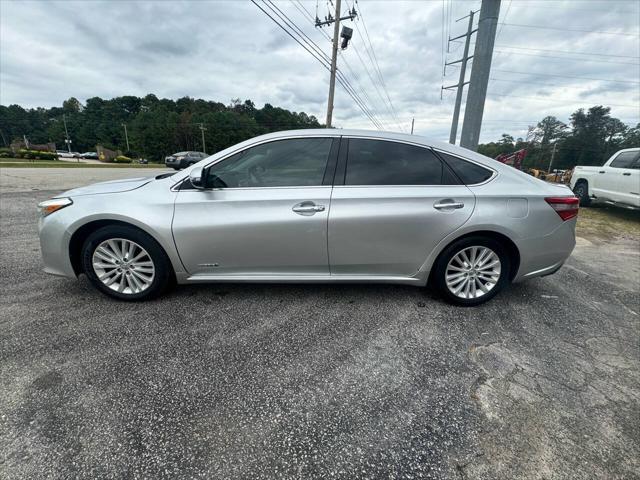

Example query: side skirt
[181,274,426,286]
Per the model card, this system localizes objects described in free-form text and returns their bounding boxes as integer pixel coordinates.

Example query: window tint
[439,153,494,184]
[610,151,639,169]
[345,139,448,185]
[206,138,332,188]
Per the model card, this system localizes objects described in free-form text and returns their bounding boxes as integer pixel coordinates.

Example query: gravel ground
[1,169,639,479]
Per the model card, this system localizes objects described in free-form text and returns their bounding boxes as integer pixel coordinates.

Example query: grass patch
[576,205,640,242]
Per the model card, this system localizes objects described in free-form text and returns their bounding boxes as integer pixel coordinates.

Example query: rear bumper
[512,218,576,282]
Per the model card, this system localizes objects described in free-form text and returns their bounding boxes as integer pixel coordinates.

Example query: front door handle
[599,171,606,174]
[623,172,631,176]
[292,201,325,216]
[434,200,465,210]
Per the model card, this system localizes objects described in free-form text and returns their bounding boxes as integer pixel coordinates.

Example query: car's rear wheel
[81,225,173,301]
[432,236,511,306]
[572,180,591,207]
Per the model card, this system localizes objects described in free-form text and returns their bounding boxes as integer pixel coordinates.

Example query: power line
[498,22,640,37]
[493,69,640,84]
[493,50,640,66]
[489,76,633,89]
[487,92,639,109]
[495,0,512,40]
[251,0,382,129]
[353,0,405,132]
[266,0,384,129]
[494,45,640,59]
[287,0,386,128]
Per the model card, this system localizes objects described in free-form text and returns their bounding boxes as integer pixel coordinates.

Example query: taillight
[545,196,579,221]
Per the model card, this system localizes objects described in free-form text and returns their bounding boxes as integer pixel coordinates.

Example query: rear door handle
[292,202,325,216]
[434,201,465,210]
[599,171,606,174]
[623,172,631,176]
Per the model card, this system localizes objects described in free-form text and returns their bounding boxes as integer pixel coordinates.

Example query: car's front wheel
[432,236,511,306]
[81,225,173,301]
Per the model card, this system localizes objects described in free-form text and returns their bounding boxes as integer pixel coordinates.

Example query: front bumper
[39,213,77,278]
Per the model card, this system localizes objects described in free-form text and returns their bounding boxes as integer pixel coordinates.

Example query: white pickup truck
[570,147,640,209]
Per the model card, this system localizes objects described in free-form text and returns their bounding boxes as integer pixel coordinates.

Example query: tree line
[477,106,639,170]
[1,95,637,168]
[0,95,322,161]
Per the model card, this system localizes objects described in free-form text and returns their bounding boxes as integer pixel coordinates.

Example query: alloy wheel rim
[445,246,501,299]
[92,238,155,294]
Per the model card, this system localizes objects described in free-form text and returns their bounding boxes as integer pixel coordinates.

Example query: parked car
[38,130,578,306]
[165,151,208,170]
[570,148,640,209]
[56,150,81,159]
[80,152,99,160]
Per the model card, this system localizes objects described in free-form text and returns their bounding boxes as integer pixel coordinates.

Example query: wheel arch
[69,219,174,276]
[573,177,589,188]
[426,230,521,284]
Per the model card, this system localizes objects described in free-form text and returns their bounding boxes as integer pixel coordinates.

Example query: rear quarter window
[438,152,494,185]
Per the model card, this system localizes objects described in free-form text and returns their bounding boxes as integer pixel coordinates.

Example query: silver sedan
[38,130,578,306]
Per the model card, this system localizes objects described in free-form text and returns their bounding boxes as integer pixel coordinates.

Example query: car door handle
[434,201,465,210]
[599,171,606,174]
[623,172,631,176]
[292,202,325,216]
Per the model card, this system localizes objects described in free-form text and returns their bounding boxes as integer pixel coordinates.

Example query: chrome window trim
[173,185,333,193]
[332,185,471,189]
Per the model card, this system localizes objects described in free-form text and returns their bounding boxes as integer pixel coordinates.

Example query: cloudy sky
[1,0,638,142]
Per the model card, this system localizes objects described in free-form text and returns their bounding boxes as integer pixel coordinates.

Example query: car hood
[59,176,155,197]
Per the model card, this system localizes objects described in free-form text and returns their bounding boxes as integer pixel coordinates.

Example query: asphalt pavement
[1,168,638,479]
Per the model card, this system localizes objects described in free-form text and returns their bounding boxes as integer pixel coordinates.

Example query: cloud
[1,0,638,143]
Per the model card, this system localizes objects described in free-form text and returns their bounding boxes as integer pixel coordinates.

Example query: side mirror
[189,166,205,189]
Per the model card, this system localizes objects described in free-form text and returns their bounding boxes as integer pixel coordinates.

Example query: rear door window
[344,139,454,185]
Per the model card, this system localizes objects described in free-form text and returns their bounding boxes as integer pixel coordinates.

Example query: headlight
[38,197,73,217]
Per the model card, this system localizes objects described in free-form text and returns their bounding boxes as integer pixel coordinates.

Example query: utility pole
[199,123,207,154]
[547,142,558,173]
[411,118,415,135]
[326,0,340,128]
[443,10,476,145]
[315,0,356,128]
[460,0,500,151]
[62,114,72,153]
[121,123,130,152]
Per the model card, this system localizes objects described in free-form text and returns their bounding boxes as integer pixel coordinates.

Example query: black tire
[573,180,591,207]
[81,225,173,301]
[432,235,511,307]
